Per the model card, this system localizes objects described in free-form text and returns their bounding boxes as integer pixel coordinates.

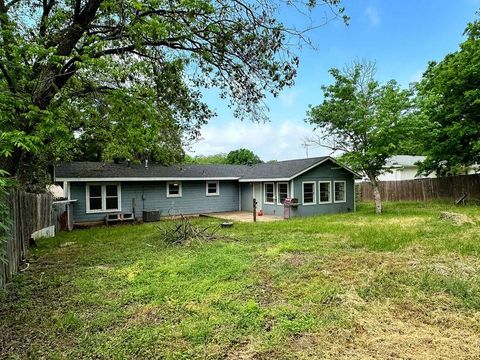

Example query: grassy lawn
[1,201,480,359]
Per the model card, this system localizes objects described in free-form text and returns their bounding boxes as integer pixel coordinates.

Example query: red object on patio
[258,210,263,216]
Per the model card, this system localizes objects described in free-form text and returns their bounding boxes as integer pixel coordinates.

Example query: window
[264,182,275,204]
[277,182,289,204]
[86,184,121,213]
[318,181,331,204]
[334,181,346,203]
[167,182,182,198]
[206,181,219,196]
[302,182,316,205]
[105,185,119,210]
[88,185,102,211]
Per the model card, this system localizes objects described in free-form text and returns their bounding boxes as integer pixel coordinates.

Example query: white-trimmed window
[167,182,182,198]
[86,183,121,213]
[264,182,275,204]
[206,181,219,196]
[302,181,316,205]
[277,182,289,205]
[334,181,346,203]
[318,181,331,204]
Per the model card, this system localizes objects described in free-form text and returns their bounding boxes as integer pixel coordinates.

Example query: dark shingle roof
[55,162,247,179]
[240,157,329,179]
[54,156,357,181]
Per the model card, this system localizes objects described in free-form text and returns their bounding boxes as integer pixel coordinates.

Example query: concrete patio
[200,211,283,223]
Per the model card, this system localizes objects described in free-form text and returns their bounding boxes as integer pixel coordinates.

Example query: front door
[253,182,263,211]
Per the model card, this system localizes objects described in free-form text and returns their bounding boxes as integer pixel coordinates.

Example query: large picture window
[302,182,316,205]
[206,181,219,196]
[264,182,275,204]
[277,182,289,205]
[86,184,121,213]
[167,182,182,198]
[334,181,346,203]
[318,181,331,204]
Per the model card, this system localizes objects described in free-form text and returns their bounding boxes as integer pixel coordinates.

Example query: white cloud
[278,90,299,108]
[187,119,330,161]
[365,6,381,27]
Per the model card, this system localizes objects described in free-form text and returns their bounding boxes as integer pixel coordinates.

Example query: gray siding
[255,160,355,217]
[68,159,355,223]
[240,183,253,211]
[70,180,239,223]
[291,160,354,217]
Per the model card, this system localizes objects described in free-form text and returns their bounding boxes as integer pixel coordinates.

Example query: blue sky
[188,0,480,161]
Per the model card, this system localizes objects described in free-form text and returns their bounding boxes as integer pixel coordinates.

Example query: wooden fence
[358,174,480,202]
[0,189,53,290]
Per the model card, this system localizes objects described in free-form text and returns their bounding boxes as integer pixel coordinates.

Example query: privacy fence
[358,174,480,202]
[0,189,53,290]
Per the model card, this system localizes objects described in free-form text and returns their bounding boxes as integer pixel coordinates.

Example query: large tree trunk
[372,181,382,214]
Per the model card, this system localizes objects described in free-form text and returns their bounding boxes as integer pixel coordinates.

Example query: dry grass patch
[315,299,480,360]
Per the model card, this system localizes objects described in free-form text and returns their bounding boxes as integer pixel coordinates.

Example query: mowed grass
[1,201,480,359]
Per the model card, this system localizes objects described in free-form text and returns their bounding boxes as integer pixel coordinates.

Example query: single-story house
[54,156,359,225]
[372,155,479,182]
[376,156,435,181]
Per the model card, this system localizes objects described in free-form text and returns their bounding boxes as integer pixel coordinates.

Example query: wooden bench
[105,213,135,225]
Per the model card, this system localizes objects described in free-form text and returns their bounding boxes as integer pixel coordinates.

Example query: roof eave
[238,178,290,182]
[55,177,241,182]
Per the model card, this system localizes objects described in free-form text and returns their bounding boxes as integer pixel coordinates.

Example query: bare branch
[5,0,21,11]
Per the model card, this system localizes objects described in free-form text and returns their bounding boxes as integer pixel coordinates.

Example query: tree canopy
[0,0,347,190]
[185,148,262,165]
[416,17,480,176]
[184,153,228,165]
[225,148,262,165]
[307,61,416,214]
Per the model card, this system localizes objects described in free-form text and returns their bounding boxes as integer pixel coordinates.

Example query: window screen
[303,182,315,204]
[277,183,288,204]
[334,181,346,202]
[319,182,331,203]
[88,185,102,210]
[207,182,218,195]
[264,183,274,203]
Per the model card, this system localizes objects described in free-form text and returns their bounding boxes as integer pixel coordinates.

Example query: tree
[225,148,262,165]
[307,61,415,214]
[416,17,480,176]
[0,0,347,190]
[184,153,228,164]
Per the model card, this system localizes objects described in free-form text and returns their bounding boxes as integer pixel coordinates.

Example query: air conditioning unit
[143,210,160,222]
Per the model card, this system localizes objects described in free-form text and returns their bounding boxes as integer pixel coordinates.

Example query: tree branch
[5,0,21,11]
[0,61,15,93]
[39,0,55,37]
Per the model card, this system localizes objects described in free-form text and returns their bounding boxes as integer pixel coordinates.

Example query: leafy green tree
[416,17,480,176]
[0,0,347,190]
[184,153,228,164]
[225,148,262,165]
[307,61,416,214]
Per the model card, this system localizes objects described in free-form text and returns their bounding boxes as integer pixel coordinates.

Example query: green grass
[2,201,480,359]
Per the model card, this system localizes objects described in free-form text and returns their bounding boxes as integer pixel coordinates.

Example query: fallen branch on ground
[155,215,232,245]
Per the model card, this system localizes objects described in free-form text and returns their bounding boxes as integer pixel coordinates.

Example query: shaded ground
[1,201,480,359]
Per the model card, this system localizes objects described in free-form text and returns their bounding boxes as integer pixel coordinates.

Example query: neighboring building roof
[384,155,426,168]
[55,156,359,182]
[47,184,66,199]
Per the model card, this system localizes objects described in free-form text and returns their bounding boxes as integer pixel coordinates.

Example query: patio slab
[201,211,283,223]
